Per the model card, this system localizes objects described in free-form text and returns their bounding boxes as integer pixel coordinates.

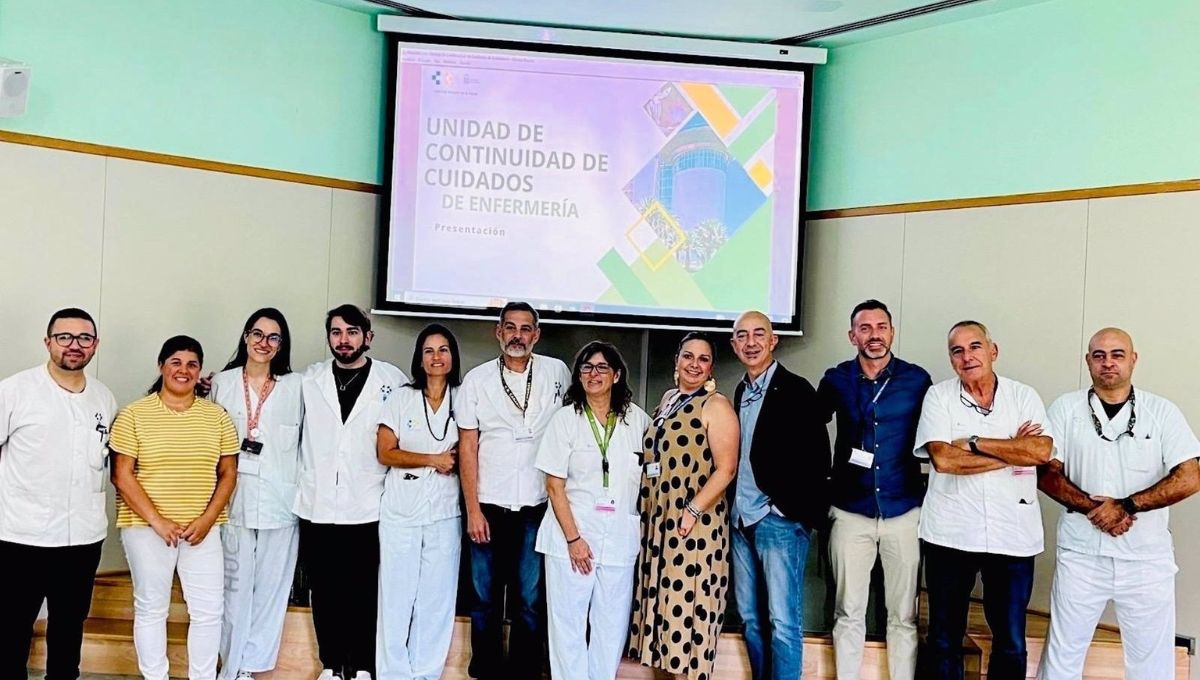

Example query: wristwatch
[1119,496,1139,516]
[967,435,981,455]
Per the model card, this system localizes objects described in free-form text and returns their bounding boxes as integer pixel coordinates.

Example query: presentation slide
[384,42,807,327]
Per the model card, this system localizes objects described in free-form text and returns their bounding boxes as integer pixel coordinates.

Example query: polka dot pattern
[628,392,729,680]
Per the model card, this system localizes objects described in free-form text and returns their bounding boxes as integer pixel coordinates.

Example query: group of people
[0,298,1195,680]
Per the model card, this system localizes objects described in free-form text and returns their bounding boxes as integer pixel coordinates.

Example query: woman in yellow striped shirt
[111,335,240,680]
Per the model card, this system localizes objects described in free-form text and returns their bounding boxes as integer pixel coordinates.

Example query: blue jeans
[731,512,811,680]
[923,541,1035,680]
[467,502,546,680]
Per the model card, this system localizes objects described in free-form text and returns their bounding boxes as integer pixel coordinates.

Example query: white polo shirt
[457,354,570,509]
[0,364,117,546]
[377,385,462,527]
[914,376,1048,557]
[1046,387,1200,561]
[534,404,650,567]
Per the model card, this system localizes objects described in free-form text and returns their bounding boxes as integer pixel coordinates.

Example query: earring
[672,370,679,386]
[704,378,717,393]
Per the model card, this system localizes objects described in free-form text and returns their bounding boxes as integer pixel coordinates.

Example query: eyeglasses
[50,333,97,348]
[959,391,993,417]
[246,329,283,347]
[579,363,613,375]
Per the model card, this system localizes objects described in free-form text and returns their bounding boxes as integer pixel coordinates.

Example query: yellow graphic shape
[625,201,687,272]
[748,159,773,190]
[680,82,738,138]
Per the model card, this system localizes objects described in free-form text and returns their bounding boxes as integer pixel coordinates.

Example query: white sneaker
[350,673,372,680]
[316,671,342,680]
[236,673,254,680]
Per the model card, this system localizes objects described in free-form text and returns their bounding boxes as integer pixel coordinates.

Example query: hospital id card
[849,448,875,468]
[644,462,662,478]
[237,452,261,477]
[595,497,617,513]
[513,425,535,442]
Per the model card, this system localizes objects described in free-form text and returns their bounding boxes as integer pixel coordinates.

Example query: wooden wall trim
[5,130,1197,212]
[0,130,381,194]
[807,179,1200,220]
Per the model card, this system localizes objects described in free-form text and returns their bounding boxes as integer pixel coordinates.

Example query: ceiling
[312,0,1056,47]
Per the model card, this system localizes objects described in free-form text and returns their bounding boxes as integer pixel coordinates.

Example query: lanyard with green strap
[584,405,617,488]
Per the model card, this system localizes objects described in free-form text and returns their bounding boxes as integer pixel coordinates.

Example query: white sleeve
[535,409,573,478]
[913,385,950,458]
[0,379,12,446]
[1018,384,1049,434]
[557,361,572,405]
[1044,396,1071,463]
[1159,401,1200,470]
[379,390,403,431]
[456,372,481,430]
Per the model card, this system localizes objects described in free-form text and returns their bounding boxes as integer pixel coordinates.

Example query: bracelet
[685,500,703,518]
[566,535,582,544]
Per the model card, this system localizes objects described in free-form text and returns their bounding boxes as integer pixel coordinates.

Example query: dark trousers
[0,539,103,680]
[467,502,546,680]
[298,520,380,678]
[923,541,1035,680]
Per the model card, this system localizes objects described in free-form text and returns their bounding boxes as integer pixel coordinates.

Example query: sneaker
[236,673,254,680]
[316,671,343,680]
[350,673,372,680]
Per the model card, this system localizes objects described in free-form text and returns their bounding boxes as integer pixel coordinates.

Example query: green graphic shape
[729,101,777,163]
[692,197,774,310]
[597,286,627,305]
[718,84,769,118]
[628,242,716,310]
[597,249,656,307]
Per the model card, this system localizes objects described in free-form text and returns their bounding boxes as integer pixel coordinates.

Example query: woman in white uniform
[536,340,650,680]
[375,323,464,680]
[210,308,305,680]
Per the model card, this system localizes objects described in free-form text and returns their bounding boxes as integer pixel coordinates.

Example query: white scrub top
[377,385,462,527]
[0,364,117,546]
[211,368,304,530]
[914,375,1048,557]
[534,404,650,567]
[457,354,571,509]
[1047,387,1200,561]
[294,359,408,524]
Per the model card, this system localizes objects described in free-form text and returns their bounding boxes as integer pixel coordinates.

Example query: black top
[1099,396,1127,420]
[332,358,372,422]
[732,363,831,530]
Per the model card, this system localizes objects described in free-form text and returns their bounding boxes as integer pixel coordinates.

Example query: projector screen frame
[374,27,816,335]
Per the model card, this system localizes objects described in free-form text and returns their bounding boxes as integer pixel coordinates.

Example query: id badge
[238,452,262,477]
[513,425,535,442]
[240,438,263,455]
[849,448,875,468]
[595,496,617,513]
[644,462,662,478]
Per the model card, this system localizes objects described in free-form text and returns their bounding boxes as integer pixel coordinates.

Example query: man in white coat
[0,308,117,680]
[1037,328,1200,679]
[458,302,571,680]
[294,304,408,680]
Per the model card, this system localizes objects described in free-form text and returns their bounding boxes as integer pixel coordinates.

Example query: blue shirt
[817,356,932,519]
[734,360,777,528]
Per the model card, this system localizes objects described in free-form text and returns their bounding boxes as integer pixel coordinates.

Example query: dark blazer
[733,363,831,530]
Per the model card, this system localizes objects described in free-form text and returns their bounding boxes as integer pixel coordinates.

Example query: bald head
[1085,327,1137,394]
[732,310,778,378]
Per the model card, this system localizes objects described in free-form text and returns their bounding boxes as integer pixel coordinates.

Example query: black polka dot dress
[628,391,729,680]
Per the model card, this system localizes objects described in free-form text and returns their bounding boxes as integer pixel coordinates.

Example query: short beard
[858,345,890,360]
[502,343,530,359]
[55,355,90,372]
[331,344,369,365]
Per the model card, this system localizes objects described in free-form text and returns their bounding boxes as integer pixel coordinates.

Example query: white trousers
[829,506,921,680]
[1038,547,1177,680]
[376,517,462,680]
[218,524,300,679]
[122,526,225,680]
[544,555,635,680]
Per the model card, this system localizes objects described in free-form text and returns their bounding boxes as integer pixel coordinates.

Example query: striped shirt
[110,394,240,528]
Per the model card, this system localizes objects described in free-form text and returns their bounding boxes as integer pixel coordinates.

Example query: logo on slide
[431,70,456,86]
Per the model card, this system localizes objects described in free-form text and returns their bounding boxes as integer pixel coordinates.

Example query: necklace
[423,385,454,441]
[335,367,365,392]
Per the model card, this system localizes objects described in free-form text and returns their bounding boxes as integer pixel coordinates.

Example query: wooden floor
[28,575,1189,679]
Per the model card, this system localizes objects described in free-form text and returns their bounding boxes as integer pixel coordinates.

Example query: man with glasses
[914,320,1051,680]
[817,300,931,680]
[1037,328,1200,679]
[728,310,830,680]
[458,302,570,680]
[0,308,117,680]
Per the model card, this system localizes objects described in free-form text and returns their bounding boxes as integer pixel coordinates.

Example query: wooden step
[30,618,190,677]
[90,575,189,623]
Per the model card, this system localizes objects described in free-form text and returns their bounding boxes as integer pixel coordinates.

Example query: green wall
[0,0,385,183]
[2,0,1197,208]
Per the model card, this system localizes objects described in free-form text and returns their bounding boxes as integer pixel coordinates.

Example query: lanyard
[1088,387,1136,441]
[585,405,617,488]
[857,376,891,450]
[242,369,276,441]
[498,356,533,414]
[423,386,454,442]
